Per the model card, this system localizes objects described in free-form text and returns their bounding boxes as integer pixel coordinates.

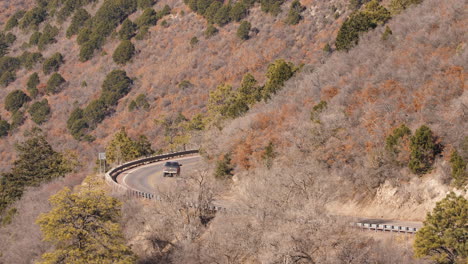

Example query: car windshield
[164,162,179,167]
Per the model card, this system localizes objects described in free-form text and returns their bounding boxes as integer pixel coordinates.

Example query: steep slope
[204,0,467,220]
[0,0,350,172]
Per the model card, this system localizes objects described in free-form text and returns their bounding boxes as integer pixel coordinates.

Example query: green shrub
[67,108,88,140]
[0,56,21,73]
[178,80,193,89]
[4,10,26,31]
[204,2,223,23]
[119,19,137,40]
[137,0,155,9]
[214,153,234,179]
[204,24,219,38]
[409,125,437,175]
[382,25,393,41]
[79,42,96,62]
[11,111,25,129]
[77,0,138,61]
[0,33,9,57]
[0,119,10,137]
[0,71,16,87]
[237,20,251,40]
[101,70,133,106]
[4,33,16,45]
[128,100,137,111]
[135,8,158,27]
[323,43,332,53]
[29,99,51,124]
[336,1,391,51]
[310,100,328,122]
[230,2,248,22]
[285,0,305,25]
[238,73,261,105]
[5,90,30,112]
[389,0,423,14]
[19,51,44,70]
[84,99,108,128]
[19,7,48,30]
[43,53,64,75]
[112,40,135,65]
[262,59,296,99]
[450,150,467,188]
[214,5,232,26]
[46,73,66,94]
[27,73,40,98]
[261,0,284,16]
[38,24,59,50]
[135,26,150,40]
[157,5,172,19]
[190,36,199,48]
[385,124,411,153]
[29,31,42,45]
[77,27,92,45]
[66,8,91,38]
[135,94,150,110]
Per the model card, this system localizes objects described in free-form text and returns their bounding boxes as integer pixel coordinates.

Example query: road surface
[117,155,423,230]
[116,155,202,194]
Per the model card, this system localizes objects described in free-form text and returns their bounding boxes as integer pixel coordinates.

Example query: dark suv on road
[163,161,182,177]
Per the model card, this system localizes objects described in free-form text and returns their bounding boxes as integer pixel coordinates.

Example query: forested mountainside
[0,0,346,172]
[0,0,466,263]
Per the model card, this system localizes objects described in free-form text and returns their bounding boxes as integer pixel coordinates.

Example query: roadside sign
[98,152,106,160]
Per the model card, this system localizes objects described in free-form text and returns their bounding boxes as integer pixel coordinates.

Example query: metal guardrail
[353,222,419,234]
[105,150,227,212]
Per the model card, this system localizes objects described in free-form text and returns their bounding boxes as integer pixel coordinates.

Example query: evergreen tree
[414,192,467,264]
[106,128,152,164]
[27,72,40,98]
[409,125,437,175]
[214,153,234,179]
[230,2,248,22]
[0,119,10,137]
[214,5,232,26]
[28,99,51,125]
[390,0,423,14]
[119,19,137,40]
[238,73,261,105]
[262,59,296,99]
[135,8,158,27]
[36,185,136,264]
[4,90,30,113]
[237,21,251,40]
[43,53,64,75]
[285,0,305,25]
[450,150,467,188]
[66,8,91,38]
[336,1,391,51]
[4,10,26,31]
[46,73,66,94]
[204,24,219,38]
[112,40,136,65]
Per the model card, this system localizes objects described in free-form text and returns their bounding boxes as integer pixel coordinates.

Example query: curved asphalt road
[117,155,202,194]
[118,155,422,230]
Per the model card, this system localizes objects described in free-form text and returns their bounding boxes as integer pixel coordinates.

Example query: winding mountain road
[116,154,423,232]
